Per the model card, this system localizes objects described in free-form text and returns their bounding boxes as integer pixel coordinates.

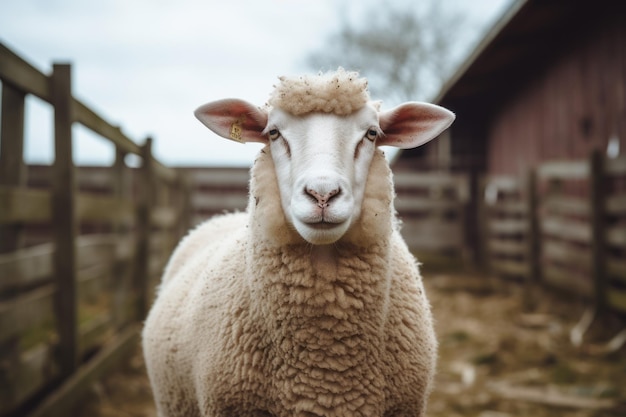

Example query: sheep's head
[195,69,454,245]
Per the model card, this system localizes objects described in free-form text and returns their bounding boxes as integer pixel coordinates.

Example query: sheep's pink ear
[377,102,455,149]
[194,99,268,144]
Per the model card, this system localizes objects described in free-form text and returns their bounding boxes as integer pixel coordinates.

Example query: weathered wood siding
[488,17,626,176]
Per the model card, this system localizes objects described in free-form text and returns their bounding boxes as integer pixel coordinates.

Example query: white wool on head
[267,68,370,116]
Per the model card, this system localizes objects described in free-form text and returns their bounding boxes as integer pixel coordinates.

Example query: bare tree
[306,0,467,105]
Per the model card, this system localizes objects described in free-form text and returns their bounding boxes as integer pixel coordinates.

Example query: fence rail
[394,171,470,257]
[0,43,190,417]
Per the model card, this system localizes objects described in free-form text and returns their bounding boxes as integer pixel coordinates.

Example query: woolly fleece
[267,68,370,116]
[142,146,437,416]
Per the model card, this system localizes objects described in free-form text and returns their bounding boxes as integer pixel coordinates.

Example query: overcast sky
[0,0,513,167]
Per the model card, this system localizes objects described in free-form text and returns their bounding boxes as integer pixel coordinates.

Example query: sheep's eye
[268,129,281,141]
[365,128,378,141]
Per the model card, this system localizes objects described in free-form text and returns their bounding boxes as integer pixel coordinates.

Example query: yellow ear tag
[229,120,244,143]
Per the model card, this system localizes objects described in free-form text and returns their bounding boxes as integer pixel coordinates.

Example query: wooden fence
[0,43,190,416]
[482,149,626,313]
[179,167,250,227]
[394,171,470,258]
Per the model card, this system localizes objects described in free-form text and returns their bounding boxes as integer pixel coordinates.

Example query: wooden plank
[606,225,626,247]
[537,160,589,180]
[0,82,26,252]
[191,193,249,212]
[192,214,210,227]
[605,155,626,175]
[393,172,466,189]
[488,382,618,410]
[149,254,168,278]
[606,194,626,216]
[483,175,521,193]
[149,230,175,254]
[543,264,593,296]
[607,257,626,283]
[112,148,131,332]
[27,326,140,417]
[50,63,78,377]
[540,215,591,243]
[543,195,589,217]
[77,263,113,301]
[491,259,529,277]
[151,158,178,184]
[74,100,141,155]
[115,234,136,261]
[401,220,463,251]
[151,206,178,228]
[0,43,50,101]
[28,166,115,190]
[542,240,591,270]
[0,260,113,345]
[488,238,527,257]
[186,167,250,188]
[395,196,462,213]
[78,313,113,357]
[177,172,193,239]
[488,200,527,216]
[76,194,134,223]
[589,149,607,311]
[527,168,542,286]
[0,284,54,343]
[488,218,527,235]
[0,186,52,223]
[75,235,116,269]
[0,243,54,293]
[134,138,153,318]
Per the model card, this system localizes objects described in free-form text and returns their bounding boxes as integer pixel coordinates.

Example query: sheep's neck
[251,242,390,327]
[310,245,339,277]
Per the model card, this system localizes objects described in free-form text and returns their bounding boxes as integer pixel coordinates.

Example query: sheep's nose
[306,186,340,209]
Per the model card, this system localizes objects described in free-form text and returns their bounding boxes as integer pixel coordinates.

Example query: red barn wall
[487,19,626,176]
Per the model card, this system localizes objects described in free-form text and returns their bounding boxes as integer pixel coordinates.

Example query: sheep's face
[195,98,455,245]
[264,104,379,244]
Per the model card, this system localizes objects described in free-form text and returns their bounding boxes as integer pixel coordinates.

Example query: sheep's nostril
[306,187,340,208]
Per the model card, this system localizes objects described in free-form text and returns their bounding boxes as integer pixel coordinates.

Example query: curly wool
[142,148,437,416]
[267,68,370,116]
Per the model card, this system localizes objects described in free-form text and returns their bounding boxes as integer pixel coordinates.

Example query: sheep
[142,68,455,417]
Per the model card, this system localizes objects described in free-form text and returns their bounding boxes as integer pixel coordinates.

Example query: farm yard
[2,1,626,416]
[71,272,626,417]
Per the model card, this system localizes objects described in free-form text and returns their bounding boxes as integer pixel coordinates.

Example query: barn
[395,0,626,175]
[394,0,626,314]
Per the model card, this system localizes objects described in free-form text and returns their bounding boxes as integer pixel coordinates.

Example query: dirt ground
[74,273,626,417]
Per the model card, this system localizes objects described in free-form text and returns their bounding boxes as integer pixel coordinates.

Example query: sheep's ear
[377,102,455,149]
[195,99,268,144]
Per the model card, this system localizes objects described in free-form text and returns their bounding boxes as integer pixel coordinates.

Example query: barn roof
[435,0,625,115]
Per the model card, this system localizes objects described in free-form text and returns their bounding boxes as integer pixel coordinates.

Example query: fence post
[50,63,78,378]
[0,83,26,253]
[135,137,153,318]
[467,169,481,265]
[590,148,607,313]
[112,148,130,329]
[525,167,541,308]
[179,172,192,240]
[476,175,489,271]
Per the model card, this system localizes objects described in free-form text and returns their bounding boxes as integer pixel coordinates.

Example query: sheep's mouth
[306,220,344,230]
